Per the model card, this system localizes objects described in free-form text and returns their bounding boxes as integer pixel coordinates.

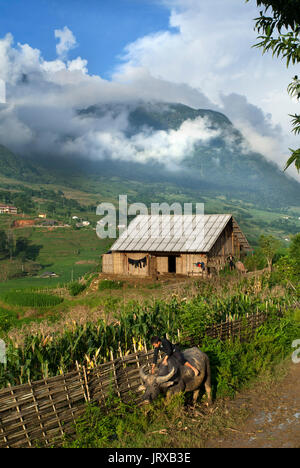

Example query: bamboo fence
[0,310,271,448]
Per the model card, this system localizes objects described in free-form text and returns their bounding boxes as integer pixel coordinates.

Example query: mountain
[0,102,299,211]
[77,102,300,208]
[0,144,87,188]
[0,144,42,182]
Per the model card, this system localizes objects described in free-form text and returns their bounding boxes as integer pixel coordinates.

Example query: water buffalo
[139,347,212,405]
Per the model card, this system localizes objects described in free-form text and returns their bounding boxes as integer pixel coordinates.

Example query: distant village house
[0,205,17,215]
[39,271,59,279]
[42,219,57,227]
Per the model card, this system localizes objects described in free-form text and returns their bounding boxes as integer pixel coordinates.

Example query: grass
[62,392,251,449]
[1,291,63,308]
[68,282,87,296]
[98,279,124,291]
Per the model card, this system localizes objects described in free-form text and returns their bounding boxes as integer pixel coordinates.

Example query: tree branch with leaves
[246,0,300,172]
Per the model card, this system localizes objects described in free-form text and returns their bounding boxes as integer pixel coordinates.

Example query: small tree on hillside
[258,234,281,271]
[0,230,8,258]
[290,232,300,276]
[6,230,15,261]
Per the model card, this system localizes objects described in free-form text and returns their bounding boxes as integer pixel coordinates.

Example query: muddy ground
[206,363,300,448]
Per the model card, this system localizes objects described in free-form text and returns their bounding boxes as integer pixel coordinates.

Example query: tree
[0,230,8,257]
[15,237,42,262]
[12,193,34,214]
[258,234,281,271]
[290,232,300,275]
[246,0,300,172]
[6,230,15,261]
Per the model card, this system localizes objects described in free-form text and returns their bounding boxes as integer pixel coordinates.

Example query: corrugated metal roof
[111,214,248,253]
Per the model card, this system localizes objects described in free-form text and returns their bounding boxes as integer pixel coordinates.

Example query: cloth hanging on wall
[194,262,205,271]
[128,256,147,269]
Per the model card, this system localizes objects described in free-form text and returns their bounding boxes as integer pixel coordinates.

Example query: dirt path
[206,363,300,448]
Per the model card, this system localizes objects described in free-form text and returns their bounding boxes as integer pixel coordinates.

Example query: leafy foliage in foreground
[0,275,295,389]
[246,0,300,172]
[62,313,300,448]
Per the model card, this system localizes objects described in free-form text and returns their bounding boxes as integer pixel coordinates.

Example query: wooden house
[102,214,250,277]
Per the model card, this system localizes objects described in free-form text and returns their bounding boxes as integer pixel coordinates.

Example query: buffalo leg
[205,358,212,404]
[204,381,212,405]
[193,389,200,405]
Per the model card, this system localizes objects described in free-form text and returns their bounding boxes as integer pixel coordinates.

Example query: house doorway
[168,256,176,273]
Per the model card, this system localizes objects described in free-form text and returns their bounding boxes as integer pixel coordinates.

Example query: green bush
[63,395,148,448]
[2,291,63,308]
[98,280,124,291]
[202,314,300,399]
[68,282,86,297]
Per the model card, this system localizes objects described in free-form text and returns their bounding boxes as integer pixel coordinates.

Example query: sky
[0,0,172,79]
[0,0,299,179]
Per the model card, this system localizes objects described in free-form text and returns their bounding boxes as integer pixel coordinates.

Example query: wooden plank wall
[102,254,114,274]
[181,254,207,276]
[156,256,168,274]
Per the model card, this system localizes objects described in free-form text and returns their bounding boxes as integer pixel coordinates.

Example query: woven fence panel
[0,311,270,448]
[0,369,88,448]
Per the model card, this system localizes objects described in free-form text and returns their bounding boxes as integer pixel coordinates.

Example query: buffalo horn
[156,367,175,384]
[139,366,148,382]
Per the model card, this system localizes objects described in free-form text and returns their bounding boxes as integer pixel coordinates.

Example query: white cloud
[0,3,299,182]
[113,0,299,177]
[0,79,5,103]
[55,26,77,60]
[0,29,220,164]
[62,116,220,169]
[67,57,88,74]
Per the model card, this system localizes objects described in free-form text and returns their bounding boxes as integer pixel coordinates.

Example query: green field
[0,223,112,293]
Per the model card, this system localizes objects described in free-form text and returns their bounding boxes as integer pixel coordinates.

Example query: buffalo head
[138,365,176,404]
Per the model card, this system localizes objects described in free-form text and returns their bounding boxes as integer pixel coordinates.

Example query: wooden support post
[110,350,121,399]
[82,366,91,403]
[133,340,140,369]
[76,361,89,403]
[119,346,131,391]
